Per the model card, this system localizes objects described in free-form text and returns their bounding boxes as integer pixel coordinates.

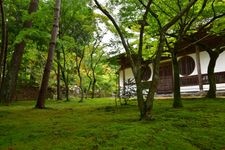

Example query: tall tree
[85,30,105,98]
[163,0,208,108]
[61,45,69,101]
[57,0,95,101]
[75,45,85,102]
[0,0,39,104]
[206,47,224,98]
[176,0,224,100]
[36,0,61,108]
[204,1,225,98]
[180,0,225,98]
[94,0,197,120]
[145,0,199,116]
[0,0,7,86]
[56,47,62,100]
[90,48,104,99]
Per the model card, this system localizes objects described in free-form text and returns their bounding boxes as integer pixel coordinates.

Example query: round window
[178,56,195,76]
[141,65,151,81]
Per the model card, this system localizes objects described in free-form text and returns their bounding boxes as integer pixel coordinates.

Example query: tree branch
[138,0,153,61]
[181,34,211,51]
[93,0,133,65]
[184,0,208,34]
[162,0,197,31]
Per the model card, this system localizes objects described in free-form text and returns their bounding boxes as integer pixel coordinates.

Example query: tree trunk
[136,81,145,118]
[206,51,219,98]
[61,68,69,101]
[86,74,92,98]
[61,45,69,101]
[36,0,61,108]
[77,65,84,102]
[65,74,69,101]
[60,65,69,101]
[91,72,96,99]
[0,0,39,104]
[94,0,197,120]
[0,0,7,86]
[144,34,165,120]
[56,48,62,100]
[75,51,84,102]
[171,50,182,108]
[1,27,8,87]
[143,0,196,119]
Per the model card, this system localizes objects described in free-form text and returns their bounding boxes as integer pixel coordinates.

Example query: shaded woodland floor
[0,98,225,150]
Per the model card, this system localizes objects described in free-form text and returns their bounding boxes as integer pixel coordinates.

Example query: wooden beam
[195,46,203,92]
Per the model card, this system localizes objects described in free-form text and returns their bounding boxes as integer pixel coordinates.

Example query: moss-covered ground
[0,98,225,150]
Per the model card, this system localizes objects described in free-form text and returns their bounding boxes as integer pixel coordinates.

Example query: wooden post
[122,67,126,96]
[195,46,203,93]
[114,71,120,109]
[116,71,120,98]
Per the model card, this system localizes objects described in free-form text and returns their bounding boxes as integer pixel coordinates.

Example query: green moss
[0,98,225,149]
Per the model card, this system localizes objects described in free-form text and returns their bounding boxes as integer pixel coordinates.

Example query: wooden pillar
[116,70,122,105]
[122,67,126,95]
[117,71,121,98]
[195,46,203,92]
[115,71,120,107]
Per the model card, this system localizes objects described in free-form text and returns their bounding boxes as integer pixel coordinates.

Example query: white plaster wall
[119,68,134,87]
[178,51,225,76]
[180,85,200,92]
[119,50,225,93]
[199,51,210,74]
[198,50,225,74]
[124,68,133,81]
[216,83,225,91]
[119,70,124,87]
[181,83,225,93]
[203,83,225,91]
[148,64,153,81]
[119,64,154,87]
[179,51,225,92]
[215,51,225,72]
[119,71,123,87]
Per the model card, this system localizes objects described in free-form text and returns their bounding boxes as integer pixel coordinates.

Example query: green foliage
[14,28,50,44]
[0,98,225,149]
[211,18,225,34]
[4,0,224,102]
[2,0,116,97]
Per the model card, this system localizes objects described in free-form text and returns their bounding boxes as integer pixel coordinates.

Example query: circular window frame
[178,56,195,76]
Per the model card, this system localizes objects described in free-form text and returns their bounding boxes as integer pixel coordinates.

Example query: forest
[0,0,118,106]
[0,0,225,149]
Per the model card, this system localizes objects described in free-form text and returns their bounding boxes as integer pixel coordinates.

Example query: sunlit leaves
[211,18,225,35]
